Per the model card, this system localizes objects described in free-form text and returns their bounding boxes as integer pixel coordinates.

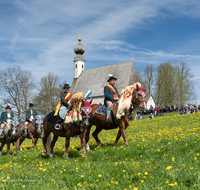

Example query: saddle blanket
[96,105,107,115]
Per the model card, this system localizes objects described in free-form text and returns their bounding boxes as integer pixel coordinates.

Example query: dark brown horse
[85,84,147,148]
[42,99,92,159]
[0,118,25,156]
[19,116,43,150]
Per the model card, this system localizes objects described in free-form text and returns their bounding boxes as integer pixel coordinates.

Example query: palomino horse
[85,84,147,148]
[42,99,92,159]
[19,116,44,150]
[0,118,24,156]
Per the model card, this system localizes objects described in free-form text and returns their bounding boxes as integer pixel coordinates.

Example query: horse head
[131,84,147,111]
[10,117,20,137]
[35,115,44,134]
[81,99,93,126]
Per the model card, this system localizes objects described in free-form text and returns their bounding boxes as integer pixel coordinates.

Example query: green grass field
[0,112,200,190]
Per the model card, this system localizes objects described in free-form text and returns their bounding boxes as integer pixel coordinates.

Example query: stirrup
[55,124,61,130]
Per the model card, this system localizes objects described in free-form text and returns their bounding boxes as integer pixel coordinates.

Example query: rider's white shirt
[30,110,34,119]
[7,113,12,124]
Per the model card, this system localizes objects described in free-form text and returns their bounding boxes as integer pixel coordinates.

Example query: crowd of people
[135,103,200,120]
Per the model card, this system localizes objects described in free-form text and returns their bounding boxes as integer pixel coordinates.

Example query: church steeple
[73,31,86,79]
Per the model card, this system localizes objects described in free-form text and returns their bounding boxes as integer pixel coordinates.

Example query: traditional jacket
[104,84,120,105]
[26,109,38,120]
[54,92,72,116]
[0,111,14,123]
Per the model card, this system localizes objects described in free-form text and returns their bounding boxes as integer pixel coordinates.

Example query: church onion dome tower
[73,31,86,79]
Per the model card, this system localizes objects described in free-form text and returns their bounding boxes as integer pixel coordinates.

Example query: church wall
[147,96,155,109]
[88,96,104,105]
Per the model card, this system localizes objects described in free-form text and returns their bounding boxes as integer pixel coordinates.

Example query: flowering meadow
[0,112,200,189]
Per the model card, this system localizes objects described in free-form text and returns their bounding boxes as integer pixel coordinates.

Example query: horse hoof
[49,153,53,159]
[63,154,69,159]
[41,151,46,157]
[13,152,17,155]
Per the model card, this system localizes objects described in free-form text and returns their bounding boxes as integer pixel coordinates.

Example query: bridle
[131,90,147,108]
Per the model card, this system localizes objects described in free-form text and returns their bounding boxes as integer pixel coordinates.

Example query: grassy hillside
[0,112,200,189]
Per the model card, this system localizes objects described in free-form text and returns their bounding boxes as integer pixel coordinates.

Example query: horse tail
[46,132,52,152]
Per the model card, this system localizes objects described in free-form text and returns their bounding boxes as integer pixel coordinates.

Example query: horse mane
[65,92,83,124]
[116,82,141,119]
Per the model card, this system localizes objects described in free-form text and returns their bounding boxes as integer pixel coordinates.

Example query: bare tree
[0,66,35,117]
[33,73,60,115]
[143,65,155,95]
[135,69,147,88]
[176,61,196,105]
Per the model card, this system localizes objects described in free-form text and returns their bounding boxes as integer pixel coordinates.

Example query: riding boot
[106,107,112,123]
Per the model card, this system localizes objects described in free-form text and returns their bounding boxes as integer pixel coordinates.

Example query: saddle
[47,111,62,126]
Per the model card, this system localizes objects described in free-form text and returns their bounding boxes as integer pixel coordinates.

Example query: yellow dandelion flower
[141,180,144,183]
[144,171,148,175]
[98,174,102,177]
[22,185,25,188]
[172,157,175,161]
[168,183,175,186]
[165,166,172,170]
[174,182,178,186]
[165,181,169,184]
[81,175,84,177]
[133,188,138,190]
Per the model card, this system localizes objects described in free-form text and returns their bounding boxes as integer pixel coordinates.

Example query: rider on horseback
[104,74,120,123]
[24,102,38,137]
[54,84,72,130]
[0,104,14,138]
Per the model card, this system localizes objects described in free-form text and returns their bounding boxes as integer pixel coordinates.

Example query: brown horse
[19,116,43,150]
[0,118,25,156]
[85,84,147,148]
[42,99,92,159]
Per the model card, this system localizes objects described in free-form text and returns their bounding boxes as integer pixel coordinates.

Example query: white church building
[71,34,143,105]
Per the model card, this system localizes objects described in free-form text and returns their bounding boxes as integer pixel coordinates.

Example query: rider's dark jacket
[104,85,120,105]
[0,111,14,124]
[25,109,38,121]
[60,92,71,107]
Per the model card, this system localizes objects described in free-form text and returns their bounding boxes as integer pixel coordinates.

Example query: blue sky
[0,0,200,103]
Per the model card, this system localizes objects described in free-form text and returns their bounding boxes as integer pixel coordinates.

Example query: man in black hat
[0,104,15,138]
[104,74,120,123]
[24,102,38,137]
[54,84,72,130]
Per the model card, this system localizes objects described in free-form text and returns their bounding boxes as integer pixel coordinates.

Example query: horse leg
[33,136,39,149]
[113,130,122,146]
[79,130,87,157]
[19,138,25,151]
[49,134,58,159]
[119,122,129,146]
[42,130,51,156]
[0,142,5,156]
[7,143,10,156]
[92,127,102,147]
[85,125,92,151]
[113,124,128,146]
[13,139,20,155]
[63,135,70,158]
[29,133,35,148]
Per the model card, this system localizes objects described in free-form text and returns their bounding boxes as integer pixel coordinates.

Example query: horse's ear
[89,99,93,105]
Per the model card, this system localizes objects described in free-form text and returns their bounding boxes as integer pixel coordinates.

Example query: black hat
[29,102,34,107]
[5,104,11,109]
[63,84,71,89]
[107,76,117,82]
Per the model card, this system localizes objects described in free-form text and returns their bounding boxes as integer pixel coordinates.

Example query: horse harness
[131,90,147,107]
